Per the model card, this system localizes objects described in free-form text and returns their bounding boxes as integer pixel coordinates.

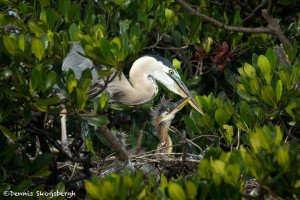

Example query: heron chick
[152,97,191,157]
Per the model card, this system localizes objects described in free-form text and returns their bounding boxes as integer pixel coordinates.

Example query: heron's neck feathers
[108,57,158,105]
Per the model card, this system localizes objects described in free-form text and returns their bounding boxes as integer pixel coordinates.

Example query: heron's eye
[169,70,174,75]
[166,108,171,112]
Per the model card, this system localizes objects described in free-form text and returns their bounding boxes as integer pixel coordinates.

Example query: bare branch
[266,0,276,15]
[175,0,292,48]
[175,0,271,34]
[135,130,144,155]
[274,44,291,67]
[98,126,129,164]
[0,25,22,31]
[243,0,267,22]
[0,1,12,14]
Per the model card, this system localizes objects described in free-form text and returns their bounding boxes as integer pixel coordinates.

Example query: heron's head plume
[132,55,204,116]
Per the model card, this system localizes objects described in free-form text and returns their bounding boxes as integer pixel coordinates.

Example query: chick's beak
[169,97,191,114]
[173,78,205,115]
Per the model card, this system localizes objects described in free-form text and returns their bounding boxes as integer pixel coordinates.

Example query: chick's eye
[169,70,174,75]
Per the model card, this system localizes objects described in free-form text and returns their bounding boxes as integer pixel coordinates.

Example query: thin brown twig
[175,0,292,48]
[0,25,22,31]
[0,1,12,14]
[135,130,144,155]
[175,0,271,34]
[243,0,267,22]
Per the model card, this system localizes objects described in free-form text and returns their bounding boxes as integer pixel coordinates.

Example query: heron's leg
[60,105,71,155]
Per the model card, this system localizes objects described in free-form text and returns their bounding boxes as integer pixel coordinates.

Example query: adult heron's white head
[130,55,204,115]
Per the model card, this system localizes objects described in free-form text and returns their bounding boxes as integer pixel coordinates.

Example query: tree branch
[175,0,292,48]
[243,0,267,22]
[266,0,276,15]
[98,126,129,164]
[175,0,271,34]
[0,1,12,14]
[0,25,22,31]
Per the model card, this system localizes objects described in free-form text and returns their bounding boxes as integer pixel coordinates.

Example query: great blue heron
[152,97,191,156]
[59,42,204,152]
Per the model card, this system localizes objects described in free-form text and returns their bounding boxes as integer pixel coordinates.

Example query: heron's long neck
[108,58,158,105]
[155,121,173,153]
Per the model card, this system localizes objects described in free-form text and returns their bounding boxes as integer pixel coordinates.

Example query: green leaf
[66,70,77,94]
[276,148,289,171]
[250,78,260,95]
[198,115,214,131]
[59,0,71,19]
[30,64,43,93]
[28,21,47,36]
[276,80,283,102]
[69,23,79,41]
[76,88,88,111]
[35,97,60,105]
[290,63,300,89]
[31,38,44,61]
[215,108,231,127]
[233,10,240,26]
[31,153,53,175]
[83,115,109,127]
[85,181,101,199]
[3,35,18,56]
[261,85,277,108]
[86,139,95,154]
[168,183,186,200]
[243,63,256,78]
[265,48,277,71]
[257,55,271,83]
[18,35,25,52]
[291,39,297,62]
[97,70,114,77]
[237,67,247,77]
[100,93,109,110]
[0,125,18,141]
[184,181,197,199]
[274,126,283,145]
[46,8,55,30]
[39,0,50,7]
[172,59,181,69]
[237,89,254,102]
[100,38,114,58]
[45,71,57,90]
[223,125,234,144]
[0,144,19,166]
[278,69,287,85]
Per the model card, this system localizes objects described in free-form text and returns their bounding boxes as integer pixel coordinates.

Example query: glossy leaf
[30,64,43,92]
[83,115,109,127]
[261,86,277,108]
[243,63,256,78]
[257,55,271,83]
[31,38,44,61]
[168,183,186,200]
[276,80,283,102]
[215,108,231,127]
[59,0,71,19]
[18,35,25,52]
[3,35,18,56]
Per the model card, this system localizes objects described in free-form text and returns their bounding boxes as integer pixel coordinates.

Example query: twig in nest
[170,126,205,155]
[135,130,144,155]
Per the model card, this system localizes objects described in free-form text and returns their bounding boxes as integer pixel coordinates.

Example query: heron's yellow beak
[173,80,205,115]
